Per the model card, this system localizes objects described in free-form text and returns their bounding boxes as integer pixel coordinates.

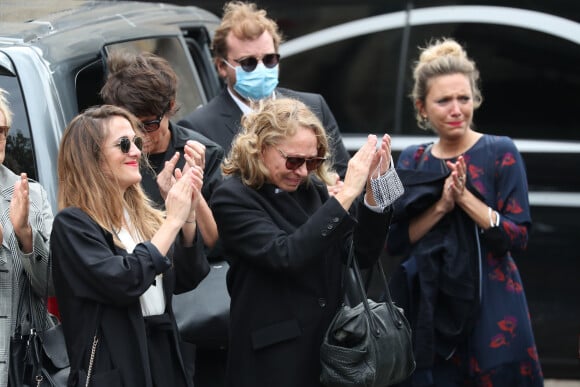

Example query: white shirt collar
[227,86,276,115]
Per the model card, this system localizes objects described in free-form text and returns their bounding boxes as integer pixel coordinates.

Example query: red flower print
[489,267,506,282]
[472,180,486,195]
[505,198,523,214]
[520,361,532,376]
[469,357,481,373]
[503,222,518,241]
[498,316,518,337]
[501,152,516,167]
[506,278,523,293]
[528,346,539,361]
[468,164,484,179]
[479,374,493,387]
[490,334,509,348]
[414,147,425,162]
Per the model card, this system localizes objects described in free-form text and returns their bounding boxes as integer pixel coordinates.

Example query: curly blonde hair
[222,98,335,188]
[411,37,483,130]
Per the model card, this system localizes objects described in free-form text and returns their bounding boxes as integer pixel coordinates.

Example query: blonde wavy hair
[411,37,483,130]
[222,98,335,189]
[212,1,283,62]
[57,105,164,246]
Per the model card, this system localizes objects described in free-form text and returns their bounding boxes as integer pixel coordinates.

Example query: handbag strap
[344,240,406,335]
[14,279,29,336]
[85,333,99,387]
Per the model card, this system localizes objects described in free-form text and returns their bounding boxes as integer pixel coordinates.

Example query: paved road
[546,381,580,387]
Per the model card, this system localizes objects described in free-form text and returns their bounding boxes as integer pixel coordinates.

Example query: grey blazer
[0,165,54,387]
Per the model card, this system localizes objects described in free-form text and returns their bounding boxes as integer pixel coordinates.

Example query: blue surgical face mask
[226,61,279,100]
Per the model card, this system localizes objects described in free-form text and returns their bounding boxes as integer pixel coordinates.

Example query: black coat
[388,168,482,369]
[177,87,350,179]
[211,176,391,387]
[50,207,210,387]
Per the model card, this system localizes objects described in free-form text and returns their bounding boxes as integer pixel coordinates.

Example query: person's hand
[165,168,196,225]
[173,164,204,223]
[369,134,392,179]
[10,173,33,253]
[326,173,344,197]
[157,152,180,200]
[334,135,378,210]
[10,173,31,233]
[184,140,206,170]
[446,155,467,201]
[438,156,468,213]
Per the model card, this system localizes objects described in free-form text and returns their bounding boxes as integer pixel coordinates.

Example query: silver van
[0,1,221,210]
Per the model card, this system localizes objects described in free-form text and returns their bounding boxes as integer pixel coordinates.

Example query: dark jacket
[50,207,210,387]
[211,175,391,387]
[177,87,350,179]
[388,165,482,369]
[140,122,224,206]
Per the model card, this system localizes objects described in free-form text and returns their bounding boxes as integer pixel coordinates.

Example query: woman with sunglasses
[211,98,397,387]
[100,51,224,249]
[50,105,209,387]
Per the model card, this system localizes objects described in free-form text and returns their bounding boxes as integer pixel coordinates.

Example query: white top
[117,211,165,316]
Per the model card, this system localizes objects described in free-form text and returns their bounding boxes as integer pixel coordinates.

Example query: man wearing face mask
[178,1,350,181]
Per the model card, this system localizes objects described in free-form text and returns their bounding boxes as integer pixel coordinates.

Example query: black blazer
[50,207,210,387]
[177,87,350,179]
[211,176,391,387]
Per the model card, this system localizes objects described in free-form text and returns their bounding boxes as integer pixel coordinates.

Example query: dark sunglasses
[234,53,280,73]
[0,125,9,139]
[276,148,326,171]
[116,136,143,154]
[140,104,170,132]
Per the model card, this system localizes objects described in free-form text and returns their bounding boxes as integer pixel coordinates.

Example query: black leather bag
[9,326,69,387]
[320,246,416,387]
[173,260,230,349]
[9,266,70,387]
[9,317,69,387]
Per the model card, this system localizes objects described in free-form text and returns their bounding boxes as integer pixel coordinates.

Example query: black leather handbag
[173,260,230,349]
[9,266,69,387]
[9,324,69,387]
[320,245,416,387]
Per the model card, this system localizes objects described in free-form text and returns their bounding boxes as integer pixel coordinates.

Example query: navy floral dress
[390,135,543,386]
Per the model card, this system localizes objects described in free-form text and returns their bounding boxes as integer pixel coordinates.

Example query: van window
[98,37,207,121]
[280,21,580,142]
[0,73,38,181]
[76,38,205,121]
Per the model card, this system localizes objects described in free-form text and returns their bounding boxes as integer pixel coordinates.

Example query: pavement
[546,381,580,387]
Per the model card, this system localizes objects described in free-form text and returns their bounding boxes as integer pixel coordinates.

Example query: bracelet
[488,207,500,228]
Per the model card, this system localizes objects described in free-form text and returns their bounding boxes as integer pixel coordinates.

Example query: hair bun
[419,38,467,64]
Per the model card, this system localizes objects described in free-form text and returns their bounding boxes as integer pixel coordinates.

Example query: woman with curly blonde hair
[212,97,398,387]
